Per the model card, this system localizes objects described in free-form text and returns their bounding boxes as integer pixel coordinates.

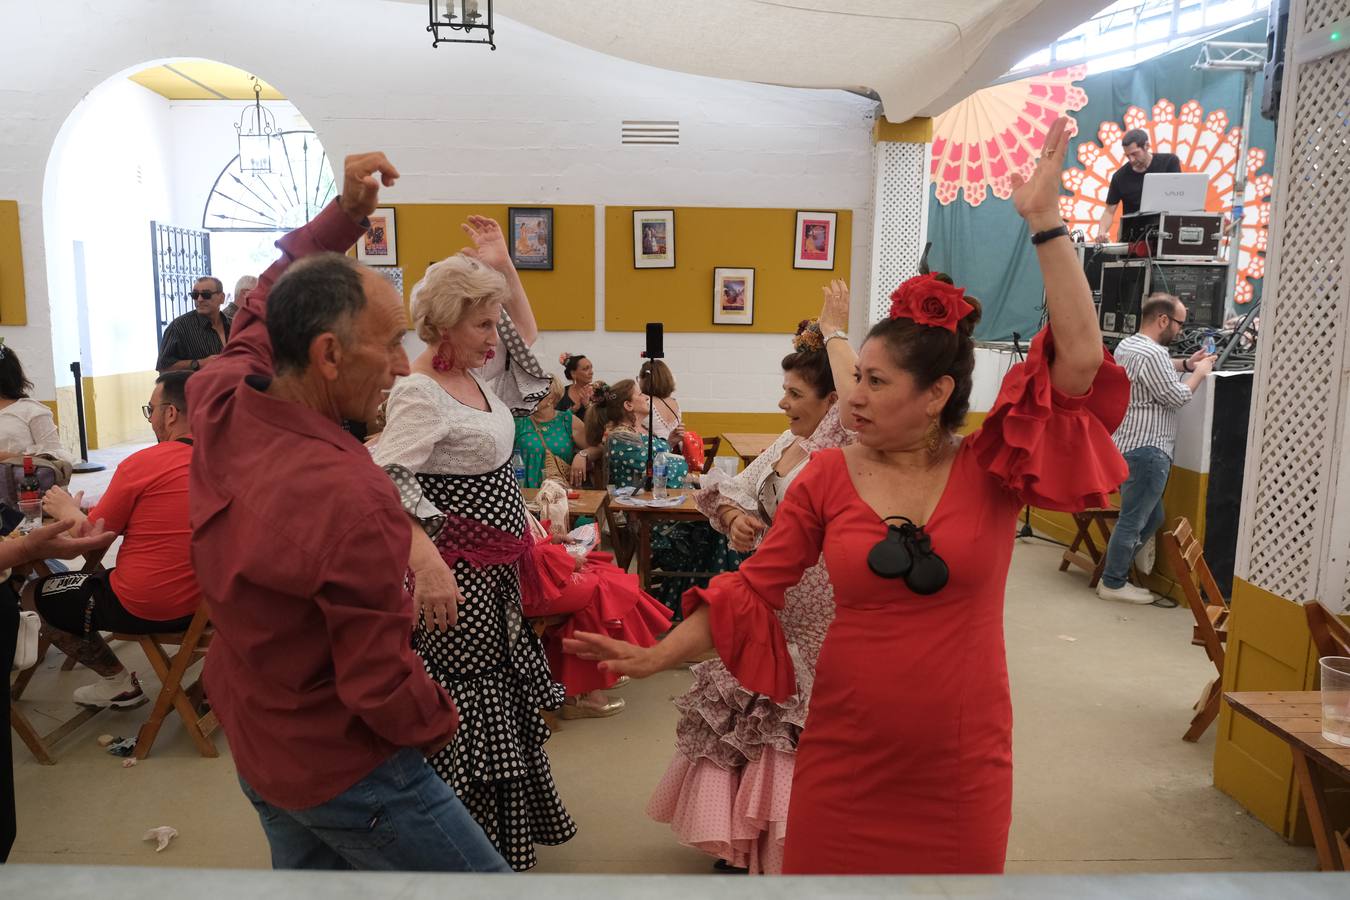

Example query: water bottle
[652,453,668,500]
[511,449,526,487]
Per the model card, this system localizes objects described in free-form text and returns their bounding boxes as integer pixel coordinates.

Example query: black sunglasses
[188,290,219,300]
[867,516,949,595]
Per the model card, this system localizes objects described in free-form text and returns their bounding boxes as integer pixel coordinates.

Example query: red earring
[432,343,454,372]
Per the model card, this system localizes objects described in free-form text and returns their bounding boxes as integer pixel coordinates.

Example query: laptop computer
[1139,172,1211,213]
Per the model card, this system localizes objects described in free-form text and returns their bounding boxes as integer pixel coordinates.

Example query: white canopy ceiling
[495,1,1113,121]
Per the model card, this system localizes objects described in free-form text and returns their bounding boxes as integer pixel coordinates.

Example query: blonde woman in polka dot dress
[374,218,573,870]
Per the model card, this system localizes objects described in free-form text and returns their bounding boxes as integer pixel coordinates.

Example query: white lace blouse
[375,371,516,476]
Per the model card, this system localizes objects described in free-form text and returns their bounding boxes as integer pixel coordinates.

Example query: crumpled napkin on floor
[142,826,179,852]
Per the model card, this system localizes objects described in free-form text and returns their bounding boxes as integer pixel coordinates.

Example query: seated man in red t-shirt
[30,371,200,708]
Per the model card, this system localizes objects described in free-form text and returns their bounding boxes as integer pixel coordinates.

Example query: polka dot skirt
[414,462,576,870]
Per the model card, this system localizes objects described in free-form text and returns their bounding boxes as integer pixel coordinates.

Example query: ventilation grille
[869,141,928,325]
[622,120,679,146]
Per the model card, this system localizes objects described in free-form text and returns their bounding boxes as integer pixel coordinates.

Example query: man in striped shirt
[1098,293,1215,604]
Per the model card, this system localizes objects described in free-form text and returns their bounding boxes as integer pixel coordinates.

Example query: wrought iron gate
[150,222,212,346]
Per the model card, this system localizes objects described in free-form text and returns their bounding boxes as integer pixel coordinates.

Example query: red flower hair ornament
[888,274,975,332]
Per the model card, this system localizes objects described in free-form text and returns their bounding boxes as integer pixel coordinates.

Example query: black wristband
[1030,225,1070,245]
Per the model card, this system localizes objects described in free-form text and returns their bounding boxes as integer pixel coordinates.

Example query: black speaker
[1099,260,1150,336]
[644,322,664,359]
[1261,0,1291,121]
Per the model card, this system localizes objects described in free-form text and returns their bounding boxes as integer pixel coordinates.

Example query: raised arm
[818,278,858,408]
[462,216,538,346]
[1011,117,1102,397]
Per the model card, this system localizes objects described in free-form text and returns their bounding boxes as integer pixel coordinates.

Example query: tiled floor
[6,450,1318,873]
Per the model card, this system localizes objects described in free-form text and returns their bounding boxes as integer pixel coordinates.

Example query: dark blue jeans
[1102,446,1172,589]
[239,748,511,872]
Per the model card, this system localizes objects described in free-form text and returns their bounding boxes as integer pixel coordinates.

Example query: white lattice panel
[869,141,929,325]
[1236,0,1350,609]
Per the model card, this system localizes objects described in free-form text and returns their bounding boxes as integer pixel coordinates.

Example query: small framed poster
[793,210,837,270]
[633,209,676,268]
[713,267,755,326]
[508,207,554,270]
[357,207,398,266]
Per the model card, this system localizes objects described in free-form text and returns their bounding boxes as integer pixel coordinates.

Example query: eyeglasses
[188,290,219,300]
[867,516,949,595]
[142,403,173,420]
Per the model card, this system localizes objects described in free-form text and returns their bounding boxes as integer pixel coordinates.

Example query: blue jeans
[1102,446,1171,589]
[239,748,511,872]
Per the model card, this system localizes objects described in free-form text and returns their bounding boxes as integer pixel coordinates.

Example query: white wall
[2,0,879,410]
[41,78,175,383]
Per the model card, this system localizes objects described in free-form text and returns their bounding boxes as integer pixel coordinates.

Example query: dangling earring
[432,343,454,372]
[925,418,943,455]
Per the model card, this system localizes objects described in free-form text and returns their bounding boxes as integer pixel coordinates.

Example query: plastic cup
[1319,657,1350,747]
[713,456,740,477]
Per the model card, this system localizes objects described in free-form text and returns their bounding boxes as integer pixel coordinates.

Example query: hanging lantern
[235,77,277,175]
[428,0,495,49]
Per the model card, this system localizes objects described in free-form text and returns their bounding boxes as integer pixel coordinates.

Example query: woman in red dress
[566,117,1129,875]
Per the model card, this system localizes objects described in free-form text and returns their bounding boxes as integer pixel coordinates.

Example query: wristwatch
[1030,225,1070,245]
[825,330,849,344]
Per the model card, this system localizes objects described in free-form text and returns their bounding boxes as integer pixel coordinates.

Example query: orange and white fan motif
[1060,99,1274,305]
[931,66,1089,207]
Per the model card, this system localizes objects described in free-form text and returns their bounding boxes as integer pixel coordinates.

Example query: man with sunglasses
[1097,292,1215,604]
[156,276,232,373]
[28,371,200,708]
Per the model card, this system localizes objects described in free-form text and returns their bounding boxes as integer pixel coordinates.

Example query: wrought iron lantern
[234,77,277,175]
[428,0,495,49]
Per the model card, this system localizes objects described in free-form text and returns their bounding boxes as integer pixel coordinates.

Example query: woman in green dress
[585,379,743,616]
[514,376,600,488]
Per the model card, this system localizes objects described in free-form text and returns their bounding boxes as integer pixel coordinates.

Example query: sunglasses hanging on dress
[867,515,949,595]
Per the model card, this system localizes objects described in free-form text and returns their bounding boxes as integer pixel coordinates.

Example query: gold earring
[925,419,942,455]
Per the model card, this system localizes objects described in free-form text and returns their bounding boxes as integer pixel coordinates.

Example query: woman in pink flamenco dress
[646,299,857,874]
[568,117,1130,874]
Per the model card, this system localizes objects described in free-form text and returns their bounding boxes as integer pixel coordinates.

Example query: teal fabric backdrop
[925,20,1275,341]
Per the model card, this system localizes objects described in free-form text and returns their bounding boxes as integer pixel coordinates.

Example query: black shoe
[713,859,748,874]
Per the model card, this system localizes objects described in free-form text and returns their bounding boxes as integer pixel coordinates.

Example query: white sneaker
[1097,582,1156,605]
[1134,535,1157,575]
[73,672,147,709]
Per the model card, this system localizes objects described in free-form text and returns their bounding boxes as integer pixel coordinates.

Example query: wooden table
[610,492,716,593]
[721,432,779,466]
[1225,691,1350,870]
[522,488,609,531]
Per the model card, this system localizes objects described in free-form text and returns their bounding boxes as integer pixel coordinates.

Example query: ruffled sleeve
[683,452,832,702]
[695,428,794,532]
[475,310,550,417]
[372,377,448,536]
[967,326,1129,511]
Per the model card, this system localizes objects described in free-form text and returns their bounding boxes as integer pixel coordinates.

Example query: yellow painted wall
[604,207,852,333]
[1213,577,1318,843]
[0,200,27,324]
[84,371,157,449]
[384,204,594,331]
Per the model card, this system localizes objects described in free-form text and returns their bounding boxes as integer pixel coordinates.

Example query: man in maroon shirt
[186,152,508,872]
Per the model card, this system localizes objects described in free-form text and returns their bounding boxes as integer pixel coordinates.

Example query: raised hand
[461,215,512,273]
[819,279,849,334]
[339,152,400,224]
[1010,116,1072,231]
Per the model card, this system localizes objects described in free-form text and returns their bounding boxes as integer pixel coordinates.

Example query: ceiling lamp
[234,77,277,175]
[428,0,495,50]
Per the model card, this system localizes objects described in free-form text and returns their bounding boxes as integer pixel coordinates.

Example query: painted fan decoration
[931,66,1088,207]
[1060,99,1274,304]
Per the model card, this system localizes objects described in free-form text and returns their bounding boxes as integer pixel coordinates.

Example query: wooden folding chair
[1158,517,1229,742]
[700,436,722,475]
[1305,601,1350,660]
[1058,508,1120,588]
[115,599,218,760]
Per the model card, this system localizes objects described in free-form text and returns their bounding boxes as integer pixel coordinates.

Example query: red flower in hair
[888,274,974,332]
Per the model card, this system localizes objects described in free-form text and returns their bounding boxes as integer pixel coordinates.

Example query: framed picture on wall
[633,209,676,268]
[508,207,554,270]
[793,210,837,270]
[356,207,398,266]
[713,267,755,325]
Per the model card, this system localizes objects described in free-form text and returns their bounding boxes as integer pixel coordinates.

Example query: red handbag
[681,427,706,473]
